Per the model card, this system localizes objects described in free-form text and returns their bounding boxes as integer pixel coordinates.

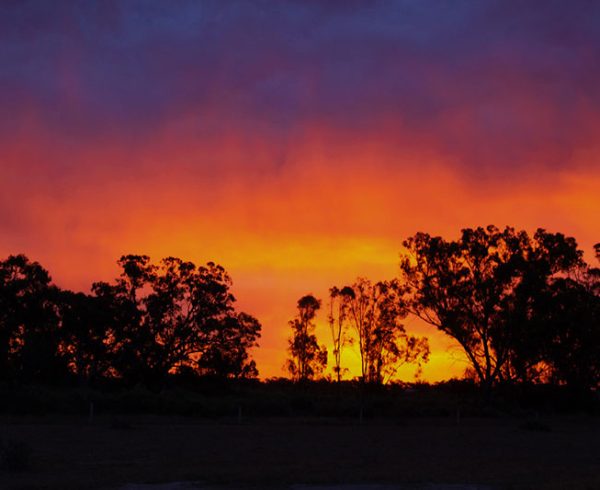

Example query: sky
[1,0,599,380]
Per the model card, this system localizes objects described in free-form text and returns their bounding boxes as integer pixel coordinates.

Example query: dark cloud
[1,0,600,173]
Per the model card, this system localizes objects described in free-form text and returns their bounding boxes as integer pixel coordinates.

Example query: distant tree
[343,278,429,384]
[0,255,65,383]
[400,226,583,391]
[93,255,261,385]
[328,286,354,382]
[286,294,327,381]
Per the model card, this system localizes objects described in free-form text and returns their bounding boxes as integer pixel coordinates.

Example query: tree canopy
[0,228,598,395]
[400,226,597,391]
[0,254,261,387]
[286,294,327,381]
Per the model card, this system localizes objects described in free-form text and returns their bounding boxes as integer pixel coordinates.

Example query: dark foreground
[1,416,599,490]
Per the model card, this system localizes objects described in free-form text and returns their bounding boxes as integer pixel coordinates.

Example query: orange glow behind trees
[1,122,599,381]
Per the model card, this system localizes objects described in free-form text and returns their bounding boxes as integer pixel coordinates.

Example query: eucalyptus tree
[286,294,327,381]
[343,278,429,385]
[0,254,65,383]
[328,286,354,382]
[93,255,261,385]
[400,226,585,390]
[58,290,111,385]
[528,241,600,391]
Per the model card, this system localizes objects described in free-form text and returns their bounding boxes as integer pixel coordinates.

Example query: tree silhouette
[1,232,598,399]
[92,255,261,386]
[538,274,600,390]
[497,230,588,384]
[400,226,583,391]
[343,278,429,384]
[58,291,111,386]
[286,294,327,381]
[520,243,600,391]
[328,286,354,382]
[0,255,65,383]
[196,312,261,379]
[92,255,158,385]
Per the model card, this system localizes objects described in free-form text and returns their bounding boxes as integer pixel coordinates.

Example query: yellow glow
[1,121,599,381]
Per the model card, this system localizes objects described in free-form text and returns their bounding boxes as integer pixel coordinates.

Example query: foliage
[0,228,598,396]
[0,255,66,383]
[400,226,596,391]
[92,255,261,384]
[59,291,112,385]
[327,286,355,382]
[286,294,327,381]
[341,278,429,384]
[0,253,261,388]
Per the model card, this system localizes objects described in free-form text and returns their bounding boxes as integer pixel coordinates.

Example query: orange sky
[2,1,600,381]
[2,122,599,381]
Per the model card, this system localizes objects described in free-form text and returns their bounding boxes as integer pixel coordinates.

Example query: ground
[1,416,599,490]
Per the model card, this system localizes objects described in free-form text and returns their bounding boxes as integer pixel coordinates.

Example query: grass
[0,415,600,489]
[0,438,32,472]
[519,419,552,432]
[0,381,598,489]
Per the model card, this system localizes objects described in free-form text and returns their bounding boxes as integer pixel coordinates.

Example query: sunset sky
[1,1,599,380]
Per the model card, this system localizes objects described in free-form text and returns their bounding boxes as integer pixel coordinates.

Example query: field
[2,415,600,490]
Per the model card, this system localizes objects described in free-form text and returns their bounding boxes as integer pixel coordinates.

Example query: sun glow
[2,122,598,380]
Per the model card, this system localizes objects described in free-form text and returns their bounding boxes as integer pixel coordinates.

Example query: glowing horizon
[1,1,599,381]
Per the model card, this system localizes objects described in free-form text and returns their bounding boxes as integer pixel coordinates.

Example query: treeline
[403,227,599,393]
[1,226,599,398]
[0,255,261,388]
[285,282,429,385]
[284,226,600,394]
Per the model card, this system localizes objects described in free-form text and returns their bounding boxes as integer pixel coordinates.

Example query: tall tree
[498,230,588,384]
[524,243,600,391]
[343,278,429,384]
[58,291,111,385]
[92,255,157,384]
[93,255,261,385]
[400,226,583,390]
[328,286,354,382]
[196,312,261,379]
[538,274,600,391]
[286,294,327,381]
[0,255,65,383]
